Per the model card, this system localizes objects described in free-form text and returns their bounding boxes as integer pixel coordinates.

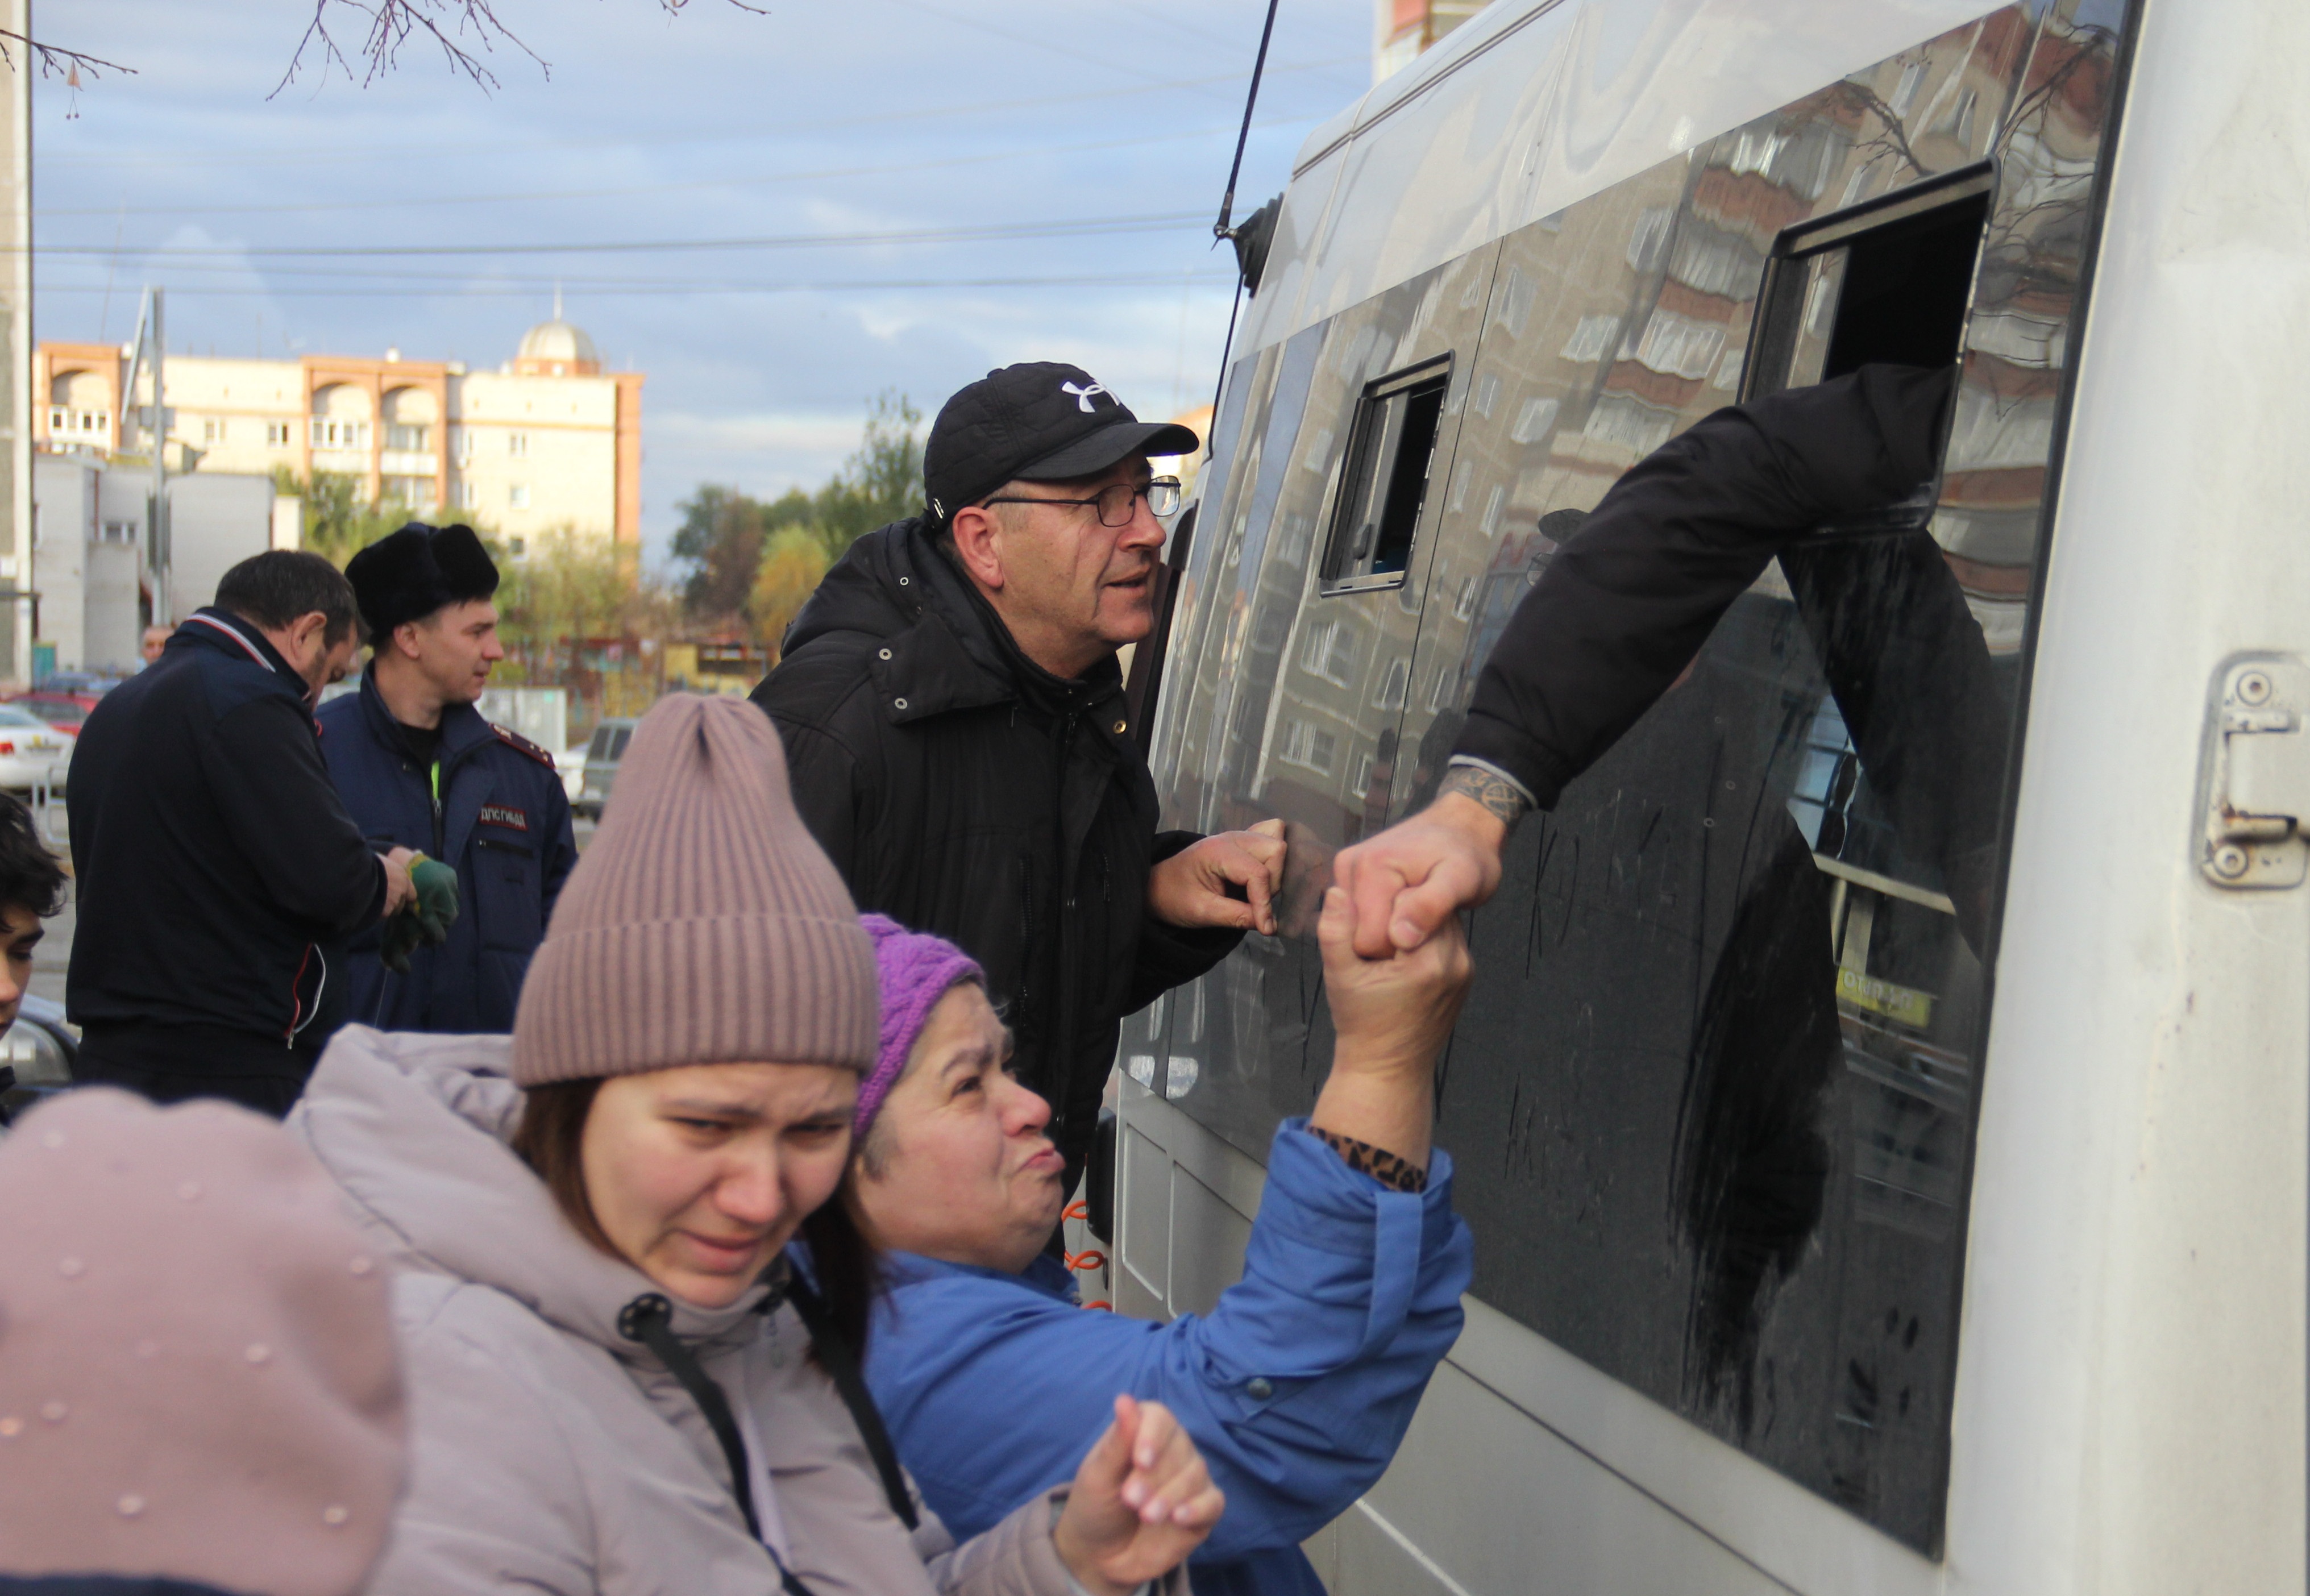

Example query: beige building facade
[34,317,643,558]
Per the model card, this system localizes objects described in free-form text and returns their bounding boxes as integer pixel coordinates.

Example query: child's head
[0,795,65,1030]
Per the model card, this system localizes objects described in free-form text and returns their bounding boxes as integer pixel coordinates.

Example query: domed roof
[516,318,600,369]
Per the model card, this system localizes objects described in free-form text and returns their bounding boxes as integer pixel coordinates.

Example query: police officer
[321,522,578,1033]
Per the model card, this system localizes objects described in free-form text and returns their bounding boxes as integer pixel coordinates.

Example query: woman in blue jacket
[845,888,1474,1596]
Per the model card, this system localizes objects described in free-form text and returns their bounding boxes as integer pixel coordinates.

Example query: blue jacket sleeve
[864,1120,1473,1561]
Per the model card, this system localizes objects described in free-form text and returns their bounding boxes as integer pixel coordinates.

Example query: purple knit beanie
[857,913,983,1136]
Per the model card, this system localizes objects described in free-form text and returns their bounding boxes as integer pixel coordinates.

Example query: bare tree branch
[0,27,136,119]
[272,0,766,99]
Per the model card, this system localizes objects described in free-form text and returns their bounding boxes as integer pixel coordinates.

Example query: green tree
[749,525,831,658]
[493,527,672,681]
[272,467,424,568]
[809,390,923,554]
[671,484,811,622]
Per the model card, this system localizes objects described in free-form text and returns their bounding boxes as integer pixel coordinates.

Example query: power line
[32,271,1241,300]
[35,55,1365,171]
[29,210,1209,261]
[32,115,1320,221]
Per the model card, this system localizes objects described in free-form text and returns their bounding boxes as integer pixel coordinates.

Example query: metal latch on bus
[2201,656,2310,889]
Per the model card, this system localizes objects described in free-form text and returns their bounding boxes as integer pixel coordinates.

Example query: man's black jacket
[67,609,387,1059]
[753,517,1239,1178]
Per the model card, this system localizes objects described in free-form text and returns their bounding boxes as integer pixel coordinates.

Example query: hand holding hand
[1146,819,1288,935]
[1053,1395,1224,1596]
[1316,884,1473,1082]
[1331,792,1507,958]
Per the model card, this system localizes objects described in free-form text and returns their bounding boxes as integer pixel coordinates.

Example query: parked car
[575,717,635,820]
[7,687,110,737]
[0,704,74,793]
[0,991,76,1125]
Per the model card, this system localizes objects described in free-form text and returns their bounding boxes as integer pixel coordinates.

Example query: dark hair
[0,794,65,920]
[511,1075,883,1358]
[214,550,361,647]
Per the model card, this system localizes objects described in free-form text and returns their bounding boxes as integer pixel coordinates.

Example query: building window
[1373,656,1410,709]
[455,480,479,510]
[508,484,531,509]
[266,421,292,447]
[1298,619,1356,687]
[1350,752,1376,800]
[1454,574,1480,620]
[508,536,526,557]
[201,418,222,444]
[385,476,433,507]
[387,423,430,452]
[1278,719,1336,775]
[49,407,108,439]
[98,520,138,545]
[1510,396,1560,445]
[313,419,370,450]
[451,427,473,464]
[508,432,529,458]
[1560,314,1623,363]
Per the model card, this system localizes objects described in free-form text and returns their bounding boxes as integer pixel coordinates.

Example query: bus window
[1320,359,1451,591]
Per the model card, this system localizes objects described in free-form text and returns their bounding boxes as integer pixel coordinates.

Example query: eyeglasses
[982,476,1181,528]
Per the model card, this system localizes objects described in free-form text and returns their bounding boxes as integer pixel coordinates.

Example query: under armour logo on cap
[1060,380,1110,413]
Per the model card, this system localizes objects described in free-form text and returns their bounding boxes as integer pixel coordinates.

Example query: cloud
[33,0,1371,547]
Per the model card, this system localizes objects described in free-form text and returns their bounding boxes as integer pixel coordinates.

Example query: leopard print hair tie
[1310,1128,1427,1194]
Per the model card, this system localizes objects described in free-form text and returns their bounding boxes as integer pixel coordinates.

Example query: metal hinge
[2200,655,2310,889]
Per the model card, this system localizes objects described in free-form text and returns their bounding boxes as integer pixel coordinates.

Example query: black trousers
[76,1023,319,1119]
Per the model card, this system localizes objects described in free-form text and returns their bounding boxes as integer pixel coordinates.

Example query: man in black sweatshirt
[67,550,418,1113]
[1333,363,1997,957]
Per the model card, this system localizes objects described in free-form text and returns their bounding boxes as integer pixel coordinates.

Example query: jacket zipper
[1050,704,1078,1157]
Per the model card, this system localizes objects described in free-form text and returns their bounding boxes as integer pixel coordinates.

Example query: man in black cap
[68,550,419,1114]
[319,521,578,1034]
[754,362,1287,1187]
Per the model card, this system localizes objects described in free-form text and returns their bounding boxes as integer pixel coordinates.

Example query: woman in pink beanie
[286,692,1219,1596]
[0,1087,406,1596]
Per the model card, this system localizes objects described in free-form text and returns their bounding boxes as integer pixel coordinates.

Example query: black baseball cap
[923,362,1199,524]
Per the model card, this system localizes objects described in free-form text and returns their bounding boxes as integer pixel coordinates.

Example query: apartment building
[34,315,643,558]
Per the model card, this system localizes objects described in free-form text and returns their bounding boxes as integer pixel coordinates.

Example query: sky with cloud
[31,0,1375,567]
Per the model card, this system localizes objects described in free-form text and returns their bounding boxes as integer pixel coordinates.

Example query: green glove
[380,905,425,974]
[409,855,461,945]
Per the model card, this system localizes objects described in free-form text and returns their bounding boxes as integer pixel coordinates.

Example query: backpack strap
[784,1273,920,1531]
[618,1294,816,1596]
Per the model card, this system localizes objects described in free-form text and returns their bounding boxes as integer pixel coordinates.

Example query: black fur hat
[345,522,500,638]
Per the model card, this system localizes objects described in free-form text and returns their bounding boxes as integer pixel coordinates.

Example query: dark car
[575,717,636,821]
[0,991,77,1125]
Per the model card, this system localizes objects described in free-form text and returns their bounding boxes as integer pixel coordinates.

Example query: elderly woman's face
[581,1062,858,1308]
[850,984,1066,1274]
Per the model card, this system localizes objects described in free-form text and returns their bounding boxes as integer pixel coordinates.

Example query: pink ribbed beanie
[513,693,879,1085]
[0,1088,405,1596]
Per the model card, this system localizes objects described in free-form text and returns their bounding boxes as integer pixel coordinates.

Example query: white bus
[1108,0,2306,1588]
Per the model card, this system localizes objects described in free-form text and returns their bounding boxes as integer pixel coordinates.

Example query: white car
[0,704,74,793]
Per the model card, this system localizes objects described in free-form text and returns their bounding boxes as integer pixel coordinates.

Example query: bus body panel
[1124,0,2310,1588]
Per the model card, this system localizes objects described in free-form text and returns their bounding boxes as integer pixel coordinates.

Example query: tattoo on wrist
[1311,1128,1427,1193]
[1440,764,1531,830]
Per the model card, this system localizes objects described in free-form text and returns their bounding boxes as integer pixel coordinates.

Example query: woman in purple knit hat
[845,890,1477,1596]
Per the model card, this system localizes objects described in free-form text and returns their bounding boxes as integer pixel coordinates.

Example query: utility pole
[122,286,169,624]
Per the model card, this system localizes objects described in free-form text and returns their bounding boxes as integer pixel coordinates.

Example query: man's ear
[290,610,332,657]
[390,619,426,660]
[948,504,1005,593]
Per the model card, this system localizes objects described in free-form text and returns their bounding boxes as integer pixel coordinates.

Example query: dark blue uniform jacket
[317,671,577,1034]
